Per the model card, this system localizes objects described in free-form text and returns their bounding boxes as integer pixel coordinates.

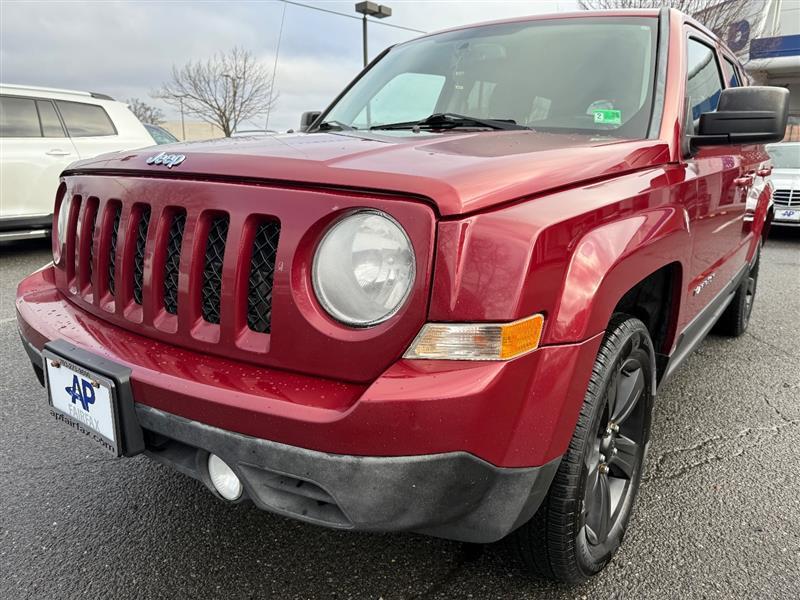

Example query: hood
[65,131,671,216]
[770,168,800,190]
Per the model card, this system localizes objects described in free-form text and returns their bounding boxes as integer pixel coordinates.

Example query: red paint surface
[16,9,774,467]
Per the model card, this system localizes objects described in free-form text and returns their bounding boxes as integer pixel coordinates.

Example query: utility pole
[178,96,186,141]
[222,73,242,136]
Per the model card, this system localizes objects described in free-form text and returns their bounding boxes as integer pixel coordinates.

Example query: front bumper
[22,335,558,543]
[17,266,603,542]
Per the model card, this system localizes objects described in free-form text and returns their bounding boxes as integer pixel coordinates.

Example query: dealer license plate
[44,352,120,455]
[775,208,800,222]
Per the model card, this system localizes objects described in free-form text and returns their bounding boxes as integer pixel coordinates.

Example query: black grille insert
[108,204,122,295]
[201,215,229,324]
[246,221,280,333]
[87,202,98,285]
[133,206,151,305]
[163,211,186,315]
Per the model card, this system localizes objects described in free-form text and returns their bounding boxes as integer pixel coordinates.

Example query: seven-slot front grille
[773,189,797,207]
[63,198,280,338]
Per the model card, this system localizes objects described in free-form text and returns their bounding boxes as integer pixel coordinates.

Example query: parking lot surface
[1,231,799,600]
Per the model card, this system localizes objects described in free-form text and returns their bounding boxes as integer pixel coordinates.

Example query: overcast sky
[1,0,579,132]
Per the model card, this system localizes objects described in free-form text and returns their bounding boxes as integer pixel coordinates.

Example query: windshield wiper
[317,120,356,131]
[370,113,528,131]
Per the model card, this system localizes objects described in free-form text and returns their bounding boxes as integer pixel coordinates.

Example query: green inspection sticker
[593,109,622,125]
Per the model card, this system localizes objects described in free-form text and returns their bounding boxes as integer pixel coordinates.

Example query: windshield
[319,17,658,138]
[768,144,800,169]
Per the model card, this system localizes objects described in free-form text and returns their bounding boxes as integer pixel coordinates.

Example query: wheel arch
[547,210,689,354]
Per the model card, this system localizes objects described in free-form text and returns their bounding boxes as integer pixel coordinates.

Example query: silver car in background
[767,142,800,227]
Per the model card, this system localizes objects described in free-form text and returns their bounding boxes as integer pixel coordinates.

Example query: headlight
[53,195,71,263]
[312,210,415,327]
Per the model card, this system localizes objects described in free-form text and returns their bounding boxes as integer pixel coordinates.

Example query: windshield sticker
[593,109,622,126]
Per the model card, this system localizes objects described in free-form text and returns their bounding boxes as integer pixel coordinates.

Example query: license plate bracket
[43,340,145,457]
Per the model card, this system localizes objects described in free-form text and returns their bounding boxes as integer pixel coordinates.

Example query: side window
[36,100,66,137]
[354,72,445,128]
[55,101,116,137]
[686,38,724,122]
[721,56,741,88]
[0,96,41,137]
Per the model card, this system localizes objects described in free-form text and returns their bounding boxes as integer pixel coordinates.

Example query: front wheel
[511,315,654,583]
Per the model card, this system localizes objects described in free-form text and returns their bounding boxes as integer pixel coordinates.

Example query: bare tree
[577,0,749,41]
[127,98,165,125]
[155,47,277,137]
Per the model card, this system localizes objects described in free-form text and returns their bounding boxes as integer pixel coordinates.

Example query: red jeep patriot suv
[16,9,787,583]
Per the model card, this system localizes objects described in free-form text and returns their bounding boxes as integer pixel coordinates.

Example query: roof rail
[0,83,114,101]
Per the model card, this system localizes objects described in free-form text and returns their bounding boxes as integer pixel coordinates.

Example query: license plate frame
[42,340,145,457]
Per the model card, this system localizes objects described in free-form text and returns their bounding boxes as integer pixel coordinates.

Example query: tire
[511,315,654,583]
[714,243,760,337]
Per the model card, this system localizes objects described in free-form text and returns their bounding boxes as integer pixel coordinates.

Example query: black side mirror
[692,86,789,148]
[300,111,322,132]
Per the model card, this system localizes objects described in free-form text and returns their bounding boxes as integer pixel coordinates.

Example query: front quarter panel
[430,165,694,351]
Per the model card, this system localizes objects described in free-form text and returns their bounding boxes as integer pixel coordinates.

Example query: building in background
[160,120,224,142]
[744,0,800,140]
[692,0,798,140]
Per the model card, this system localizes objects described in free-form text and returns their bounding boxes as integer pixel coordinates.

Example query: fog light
[207,454,242,500]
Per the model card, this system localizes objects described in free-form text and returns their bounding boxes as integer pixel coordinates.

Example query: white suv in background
[0,84,156,241]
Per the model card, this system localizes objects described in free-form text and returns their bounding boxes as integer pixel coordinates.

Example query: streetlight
[355,2,392,67]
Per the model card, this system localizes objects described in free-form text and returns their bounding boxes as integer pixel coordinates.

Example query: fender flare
[547,207,690,346]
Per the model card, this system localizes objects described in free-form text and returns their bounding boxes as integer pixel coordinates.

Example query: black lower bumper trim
[137,405,560,543]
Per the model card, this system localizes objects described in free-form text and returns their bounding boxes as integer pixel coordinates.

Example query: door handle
[757,167,772,177]
[45,149,71,156]
[734,175,754,187]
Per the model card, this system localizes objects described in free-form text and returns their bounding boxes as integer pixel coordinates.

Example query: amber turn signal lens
[404,314,544,361]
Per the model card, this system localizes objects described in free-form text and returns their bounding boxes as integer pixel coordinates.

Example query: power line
[265,0,287,129]
[280,0,427,34]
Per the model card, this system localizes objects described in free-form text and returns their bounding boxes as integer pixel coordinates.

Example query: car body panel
[64,132,674,218]
[51,174,437,383]
[17,264,602,467]
[0,136,79,220]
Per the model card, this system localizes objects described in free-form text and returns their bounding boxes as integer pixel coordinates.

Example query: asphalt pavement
[1,231,798,600]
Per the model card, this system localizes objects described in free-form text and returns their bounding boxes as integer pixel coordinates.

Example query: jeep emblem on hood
[146,152,186,168]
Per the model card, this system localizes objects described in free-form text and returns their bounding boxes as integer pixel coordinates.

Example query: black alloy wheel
[511,315,654,583]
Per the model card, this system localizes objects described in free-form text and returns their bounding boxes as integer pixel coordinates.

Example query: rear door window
[686,38,724,121]
[36,100,66,137]
[0,96,41,137]
[55,101,117,137]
